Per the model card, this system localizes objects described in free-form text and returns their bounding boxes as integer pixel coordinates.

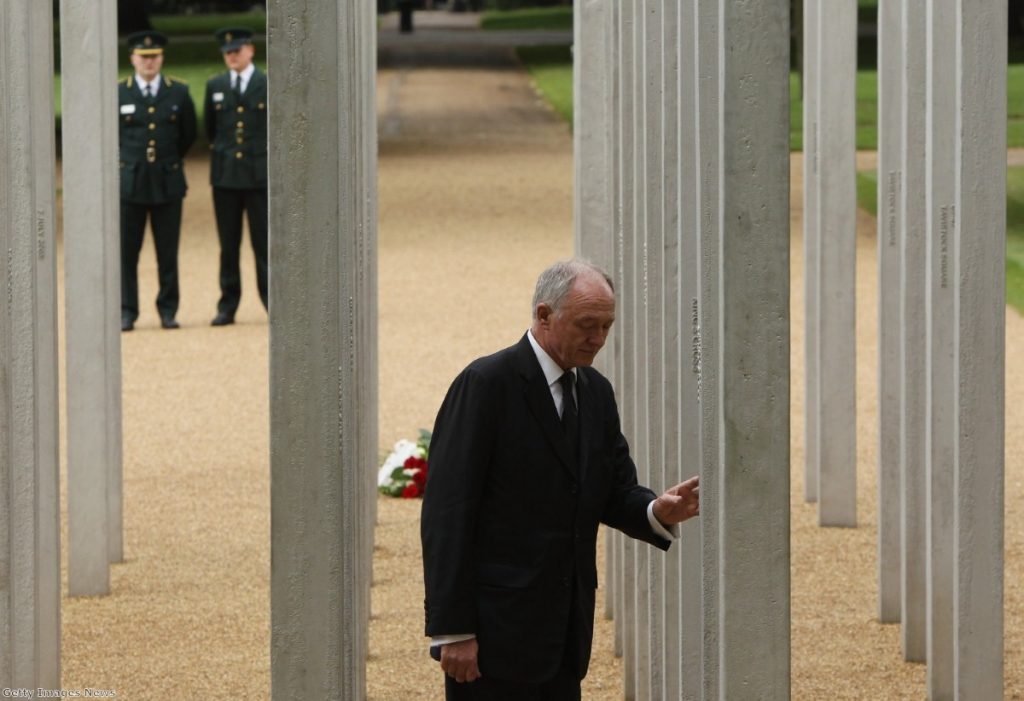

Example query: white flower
[377,438,423,486]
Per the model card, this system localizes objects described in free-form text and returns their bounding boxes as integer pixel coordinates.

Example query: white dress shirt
[135,74,161,97]
[231,63,256,94]
[431,331,678,649]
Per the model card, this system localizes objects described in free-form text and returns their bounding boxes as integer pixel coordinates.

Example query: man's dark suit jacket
[421,334,670,685]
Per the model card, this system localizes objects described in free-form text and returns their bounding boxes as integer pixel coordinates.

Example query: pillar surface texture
[802,0,820,504]
[900,0,928,663]
[953,0,1005,696]
[636,2,663,696]
[925,0,955,695]
[716,0,791,696]
[268,1,377,698]
[0,0,61,689]
[675,3,702,697]
[697,0,721,695]
[616,3,639,694]
[877,0,904,626]
[814,0,857,527]
[60,0,123,597]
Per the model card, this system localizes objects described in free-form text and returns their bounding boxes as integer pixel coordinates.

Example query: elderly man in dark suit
[118,30,197,331]
[421,259,700,700]
[204,27,268,326]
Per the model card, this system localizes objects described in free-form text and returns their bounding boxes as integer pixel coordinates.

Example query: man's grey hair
[531,259,615,320]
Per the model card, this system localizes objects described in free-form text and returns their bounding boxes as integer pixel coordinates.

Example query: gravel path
[57,39,1021,701]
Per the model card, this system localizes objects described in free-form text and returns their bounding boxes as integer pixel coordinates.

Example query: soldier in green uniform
[119,30,197,331]
[204,27,269,326]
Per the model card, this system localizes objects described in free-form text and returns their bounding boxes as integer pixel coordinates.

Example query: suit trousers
[443,662,580,701]
[443,578,582,701]
[212,186,268,315]
[120,199,182,321]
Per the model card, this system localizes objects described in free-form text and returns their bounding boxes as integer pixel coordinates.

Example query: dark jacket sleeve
[595,376,671,550]
[203,80,217,146]
[420,366,499,637]
[178,89,197,158]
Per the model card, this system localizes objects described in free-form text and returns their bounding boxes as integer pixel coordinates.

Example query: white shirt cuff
[431,633,476,648]
[647,501,679,541]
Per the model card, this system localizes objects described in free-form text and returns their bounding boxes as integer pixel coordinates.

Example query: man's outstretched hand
[652,475,700,526]
[440,638,481,683]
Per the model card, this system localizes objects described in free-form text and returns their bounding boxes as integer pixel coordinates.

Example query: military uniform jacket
[204,68,268,190]
[118,76,197,204]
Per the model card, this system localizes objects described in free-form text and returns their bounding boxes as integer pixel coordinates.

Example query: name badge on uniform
[120,104,136,115]
[212,92,225,103]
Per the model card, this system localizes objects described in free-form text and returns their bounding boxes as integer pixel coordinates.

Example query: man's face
[222,44,255,73]
[533,273,616,370]
[130,52,163,82]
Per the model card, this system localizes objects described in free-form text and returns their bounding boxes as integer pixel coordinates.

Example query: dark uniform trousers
[118,74,197,323]
[205,67,269,316]
[121,200,182,320]
[212,186,268,314]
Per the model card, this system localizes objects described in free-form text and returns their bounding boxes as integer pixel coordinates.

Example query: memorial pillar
[877,0,904,626]
[716,0,791,695]
[676,4,703,697]
[953,0,1006,696]
[814,0,857,527]
[900,0,928,663]
[615,3,639,694]
[60,0,123,597]
[0,0,61,689]
[696,0,722,695]
[268,1,377,697]
[925,0,956,695]
[802,0,820,504]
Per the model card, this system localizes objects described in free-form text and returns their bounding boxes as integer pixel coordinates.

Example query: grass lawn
[857,169,1024,314]
[516,49,1024,152]
[150,12,267,36]
[515,45,573,124]
[481,6,572,31]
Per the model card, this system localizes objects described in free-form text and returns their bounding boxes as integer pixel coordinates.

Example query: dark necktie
[559,370,579,460]
[232,74,242,101]
[142,83,151,99]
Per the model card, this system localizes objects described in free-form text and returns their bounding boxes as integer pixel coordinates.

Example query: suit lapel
[576,369,595,483]
[514,336,579,480]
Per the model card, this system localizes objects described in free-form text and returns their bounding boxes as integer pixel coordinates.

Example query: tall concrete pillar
[355,0,379,665]
[900,0,928,663]
[614,3,639,694]
[676,3,703,698]
[715,0,791,696]
[611,0,630,661]
[604,0,623,631]
[574,0,614,286]
[814,0,857,527]
[60,0,123,598]
[0,0,61,689]
[802,0,820,504]
[696,0,722,695]
[877,0,904,626]
[925,0,956,696]
[267,1,377,697]
[953,1,1006,696]
[634,2,664,697]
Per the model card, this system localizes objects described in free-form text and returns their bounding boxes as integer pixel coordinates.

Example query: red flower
[404,456,428,471]
[402,483,421,499]
[412,469,427,487]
